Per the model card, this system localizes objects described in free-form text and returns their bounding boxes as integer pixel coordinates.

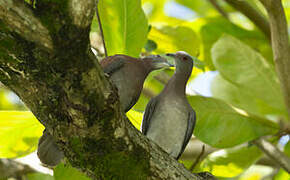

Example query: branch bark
[0,1,207,179]
[0,159,36,179]
[207,0,229,19]
[0,0,53,50]
[259,0,290,120]
[253,138,290,173]
[224,0,271,39]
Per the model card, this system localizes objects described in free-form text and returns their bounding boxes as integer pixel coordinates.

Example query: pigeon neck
[165,70,191,96]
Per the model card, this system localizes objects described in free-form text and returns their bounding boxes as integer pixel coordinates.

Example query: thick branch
[259,0,290,120]
[207,0,229,19]
[224,0,271,39]
[253,138,290,173]
[68,0,95,28]
[0,159,36,179]
[0,0,53,50]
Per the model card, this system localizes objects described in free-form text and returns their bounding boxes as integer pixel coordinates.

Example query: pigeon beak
[158,62,174,68]
[166,53,176,57]
[168,62,175,67]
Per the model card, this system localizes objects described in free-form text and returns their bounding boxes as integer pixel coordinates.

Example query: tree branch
[253,138,290,173]
[0,0,53,50]
[0,159,36,179]
[224,0,271,39]
[259,0,290,120]
[189,145,205,172]
[207,0,229,19]
[68,0,95,28]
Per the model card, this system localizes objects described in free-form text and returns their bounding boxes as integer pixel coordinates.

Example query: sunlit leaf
[126,110,143,130]
[188,96,279,148]
[211,74,283,117]
[148,25,200,56]
[274,168,290,180]
[201,17,272,70]
[27,173,54,180]
[0,89,14,110]
[212,35,287,117]
[142,0,166,22]
[238,165,274,180]
[54,163,90,180]
[198,146,262,177]
[98,0,148,57]
[0,111,44,158]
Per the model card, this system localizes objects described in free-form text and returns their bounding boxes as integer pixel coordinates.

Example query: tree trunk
[0,1,210,179]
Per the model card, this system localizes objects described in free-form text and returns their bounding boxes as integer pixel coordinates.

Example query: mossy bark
[0,1,210,179]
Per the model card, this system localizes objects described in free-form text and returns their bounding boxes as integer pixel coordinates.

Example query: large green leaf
[188,96,278,148]
[212,35,287,117]
[0,111,43,158]
[198,145,262,178]
[98,0,148,57]
[274,169,290,180]
[54,163,90,180]
[148,25,200,56]
[211,74,284,117]
[27,173,54,180]
[201,18,272,70]
[126,109,143,130]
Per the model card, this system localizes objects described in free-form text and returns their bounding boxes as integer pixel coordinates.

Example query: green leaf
[144,39,157,52]
[284,140,290,158]
[98,0,148,57]
[148,25,200,56]
[54,163,90,180]
[0,111,44,158]
[211,74,284,117]
[192,56,205,71]
[212,35,287,117]
[188,96,279,148]
[198,146,262,178]
[126,110,143,130]
[274,168,290,180]
[27,173,54,180]
[201,17,272,70]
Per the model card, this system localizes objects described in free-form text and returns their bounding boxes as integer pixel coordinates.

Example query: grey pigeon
[141,51,196,159]
[100,54,173,112]
[37,54,172,166]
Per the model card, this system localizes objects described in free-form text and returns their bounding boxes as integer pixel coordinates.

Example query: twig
[259,0,290,120]
[253,138,290,173]
[189,144,205,171]
[224,0,271,40]
[96,0,108,57]
[207,0,229,19]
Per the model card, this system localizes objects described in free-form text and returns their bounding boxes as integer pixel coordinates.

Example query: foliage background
[0,0,290,179]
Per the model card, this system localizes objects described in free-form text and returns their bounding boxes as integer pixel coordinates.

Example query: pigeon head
[166,51,193,75]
